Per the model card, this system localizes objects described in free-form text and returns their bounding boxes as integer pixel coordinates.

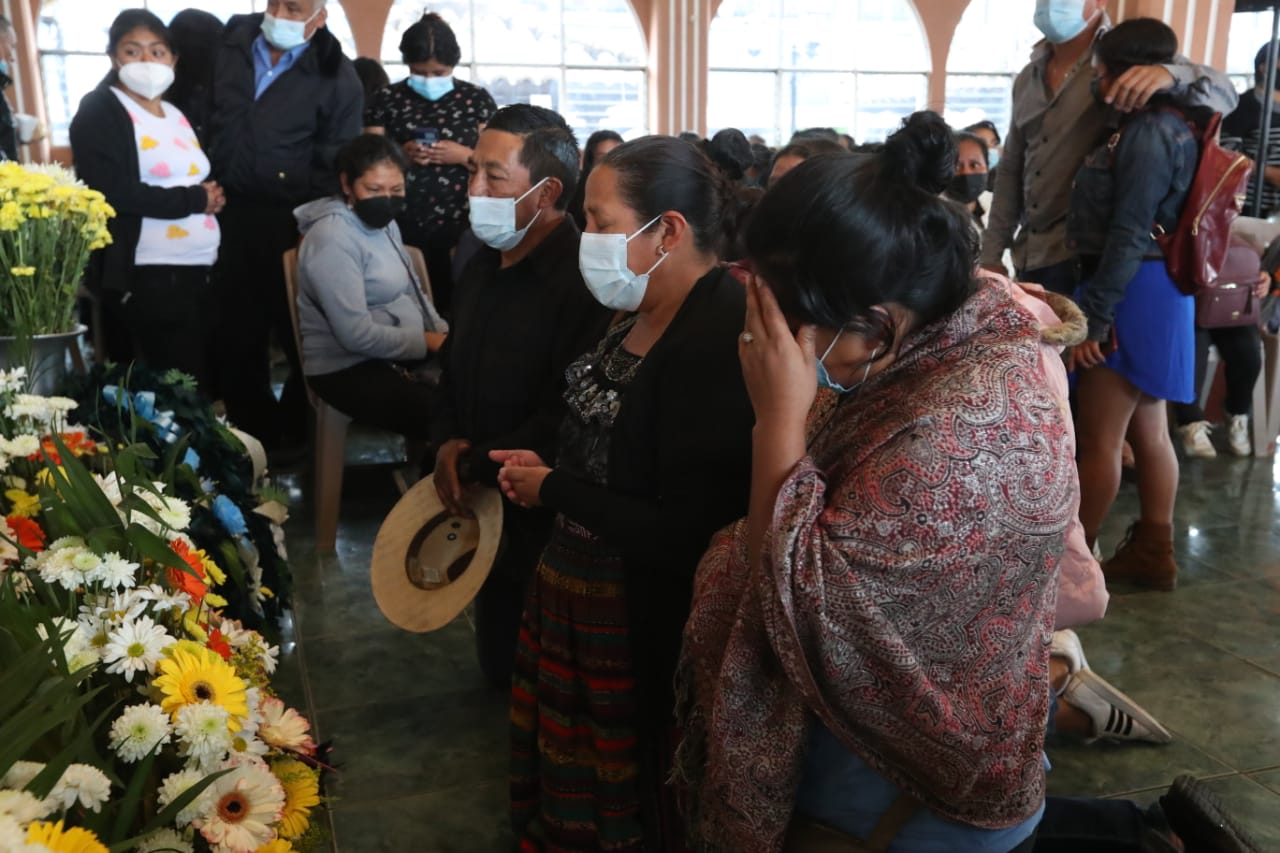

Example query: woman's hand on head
[739,272,818,429]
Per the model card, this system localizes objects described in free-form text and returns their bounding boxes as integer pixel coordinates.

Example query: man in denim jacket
[980,0,1236,295]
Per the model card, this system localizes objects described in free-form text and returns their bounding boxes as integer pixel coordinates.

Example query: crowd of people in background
[57,0,1275,850]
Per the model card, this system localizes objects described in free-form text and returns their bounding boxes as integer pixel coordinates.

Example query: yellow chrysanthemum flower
[0,200,23,230]
[10,265,35,276]
[5,488,40,518]
[25,821,108,853]
[154,644,248,730]
[201,552,228,586]
[273,759,320,839]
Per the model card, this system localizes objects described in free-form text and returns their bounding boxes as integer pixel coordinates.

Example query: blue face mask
[1033,0,1092,45]
[409,75,454,101]
[988,148,1000,169]
[261,9,319,52]
[0,61,10,79]
[817,332,879,395]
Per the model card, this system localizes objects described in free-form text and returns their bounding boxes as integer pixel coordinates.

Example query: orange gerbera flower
[207,628,232,660]
[167,537,209,604]
[33,431,97,465]
[6,516,45,552]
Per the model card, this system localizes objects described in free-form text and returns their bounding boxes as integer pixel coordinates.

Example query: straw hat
[370,476,504,632]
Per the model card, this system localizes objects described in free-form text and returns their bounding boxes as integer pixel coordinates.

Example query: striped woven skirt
[511,516,644,852]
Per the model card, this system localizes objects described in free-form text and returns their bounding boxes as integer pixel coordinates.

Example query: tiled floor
[273,432,1280,852]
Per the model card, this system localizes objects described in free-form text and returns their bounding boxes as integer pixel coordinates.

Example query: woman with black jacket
[494,136,754,852]
[70,9,224,391]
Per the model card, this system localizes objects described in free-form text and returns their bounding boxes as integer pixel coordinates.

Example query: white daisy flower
[87,552,138,590]
[175,702,234,771]
[157,768,208,827]
[48,763,111,813]
[0,433,40,458]
[0,789,54,823]
[102,615,174,683]
[93,472,125,506]
[134,827,194,853]
[259,642,279,675]
[192,756,285,853]
[135,827,195,853]
[30,537,88,591]
[0,365,27,392]
[35,617,98,673]
[108,703,173,763]
[1,760,44,791]
[0,814,25,850]
[135,582,192,614]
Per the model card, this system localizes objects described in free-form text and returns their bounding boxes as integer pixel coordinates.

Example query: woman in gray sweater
[295,134,447,439]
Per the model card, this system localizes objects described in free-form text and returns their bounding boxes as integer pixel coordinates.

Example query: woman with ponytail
[676,111,1072,852]
[492,135,755,851]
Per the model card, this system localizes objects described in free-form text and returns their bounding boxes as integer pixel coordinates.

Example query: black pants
[1031,795,1167,852]
[306,359,434,439]
[124,265,216,393]
[212,200,308,449]
[1019,259,1080,297]
[1173,324,1262,423]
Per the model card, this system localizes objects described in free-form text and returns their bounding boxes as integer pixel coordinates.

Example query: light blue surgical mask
[817,332,878,395]
[261,9,320,52]
[0,61,11,79]
[988,148,1001,170]
[409,75,454,101]
[1033,0,1093,45]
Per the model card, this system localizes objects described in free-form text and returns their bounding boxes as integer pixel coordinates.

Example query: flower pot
[0,325,86,395]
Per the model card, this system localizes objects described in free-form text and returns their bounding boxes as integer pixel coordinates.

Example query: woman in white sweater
[294,134,447,439]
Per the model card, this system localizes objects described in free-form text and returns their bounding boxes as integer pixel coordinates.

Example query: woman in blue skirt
[1066,18,1200,592]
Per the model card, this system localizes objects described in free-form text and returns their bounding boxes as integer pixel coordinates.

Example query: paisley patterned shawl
[676,284,1076,852]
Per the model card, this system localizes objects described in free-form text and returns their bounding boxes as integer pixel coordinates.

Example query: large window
[381,0,648,141]
[943,0,1041,139]
[38,0,357,146]
[707,0,929,145]
[1226,11,1277,93]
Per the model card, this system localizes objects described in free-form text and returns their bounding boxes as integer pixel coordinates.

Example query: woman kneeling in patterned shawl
[675,110,1264,853]
[676,110,1070,853]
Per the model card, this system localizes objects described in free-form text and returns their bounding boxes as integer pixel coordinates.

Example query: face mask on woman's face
[118,61,175,100]
[817,334,880,395]
[352,194,406,229]
[1033,0,1092,45]
[946,173,988,205]
[408,74,454,101]
[578,214,667,311]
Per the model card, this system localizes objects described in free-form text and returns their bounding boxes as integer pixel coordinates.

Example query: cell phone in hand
[411,127,440,146]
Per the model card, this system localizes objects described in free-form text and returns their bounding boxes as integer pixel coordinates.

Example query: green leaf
[26,700,116,799]
[110,768,231,851]
[109,739,158,842]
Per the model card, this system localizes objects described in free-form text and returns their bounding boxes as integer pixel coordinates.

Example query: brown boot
[1102,521,1177,591]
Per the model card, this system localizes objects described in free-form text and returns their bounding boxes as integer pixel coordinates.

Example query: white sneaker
[1061,669,1173,745]
[1050,629,1090,677]
[1179,421,1217,459]
[1228,415,1251,457]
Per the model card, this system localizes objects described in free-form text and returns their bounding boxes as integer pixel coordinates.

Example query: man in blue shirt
[208,0,362,454]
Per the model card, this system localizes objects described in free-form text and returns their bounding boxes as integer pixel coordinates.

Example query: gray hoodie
[294,197,448,376]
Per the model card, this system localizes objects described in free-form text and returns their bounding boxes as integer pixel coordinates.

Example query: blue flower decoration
[213,494,248,537]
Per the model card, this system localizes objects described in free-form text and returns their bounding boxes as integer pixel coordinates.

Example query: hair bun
[703,128,753,182]
[881,111,955,195]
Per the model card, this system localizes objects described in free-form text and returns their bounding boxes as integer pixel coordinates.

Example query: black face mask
[352,195,406,229]
[946,173,987,205]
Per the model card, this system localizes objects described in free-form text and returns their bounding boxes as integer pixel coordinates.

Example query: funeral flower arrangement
[62,364,294,627]
[0,162,114,339]
[0,368,323,853]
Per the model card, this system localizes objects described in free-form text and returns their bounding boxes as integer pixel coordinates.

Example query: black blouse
[364,78,496,248]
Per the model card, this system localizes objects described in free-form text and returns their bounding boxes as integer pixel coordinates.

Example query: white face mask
[469,177,548,251]
[262,9,321,52]
[578,214,667,311]
[118,61,175,100]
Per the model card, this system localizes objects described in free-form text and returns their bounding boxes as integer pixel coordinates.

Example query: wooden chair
[283,245,434,552]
